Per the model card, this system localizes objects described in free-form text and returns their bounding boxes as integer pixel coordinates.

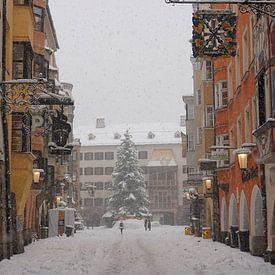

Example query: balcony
[253,119,275,164]
[13,4,35,46]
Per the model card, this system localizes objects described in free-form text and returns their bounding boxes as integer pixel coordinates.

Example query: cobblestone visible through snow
[0,220,274,275]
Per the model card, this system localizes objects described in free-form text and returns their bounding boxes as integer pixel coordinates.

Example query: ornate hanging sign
[192,10,237,58]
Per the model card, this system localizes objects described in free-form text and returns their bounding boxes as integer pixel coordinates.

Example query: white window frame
[235,48,241,89]
[203,60,213,80]
[196,127,202,144]
[215,134,229,168]
[237,115,243,148]
[187,135,195,151]
[244,104,251,143]
[242,27,249,76]
[227,62,233,100]
[205,105,214,127]
[187,105,194,120]
[215,81,228,109]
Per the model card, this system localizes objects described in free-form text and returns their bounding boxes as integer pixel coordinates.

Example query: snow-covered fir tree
[108,130,149,216]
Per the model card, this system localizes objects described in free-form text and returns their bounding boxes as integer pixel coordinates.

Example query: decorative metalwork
[241,167,259,182]
[165,1,275,19]
[192,10,237,57]
[239,3,275,18]
[0,76,74,114]
[0,78,54,113]
[51,108,71,147]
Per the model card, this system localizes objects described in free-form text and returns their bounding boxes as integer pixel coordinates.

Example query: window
[197,90,202,105]
[245,106,251,143]
[227,63,233,99]
[84,198,93,207]
[215,135,229,167]
[252,96,258,140]
[105,152,114,160]
[13,42,33,79]
[180,115,185,127]
[230,128,235,164]
[94,167,104,175]
[242,29,249,76]
[237,116,242,148]
[105,198,109,206]
[72,151,77,161]
[84,152,93,160]
[196,127,202,144]
[138,151,148,159]
[95,182,104,190]
[235,49,241,89]
[140,166,148,174]
[12,113,31,152]
[95,152,104,160]
[80,182,86,190]
[14,0,32,5]
[205,106,214,127]
[147,132,155,139]
[84,167,93,175]
[105,167,114,175]
[80,168,83,175]
[205,60,213,80]
[182,166,188,174]
[187,135,195,151]
[33,54,48,79]
[33,6,44,32]
[188,167,196,174]
[215,81,228,109]
[80,153,83,160]
[186,105,194,120]
[105,182,112,190]
[94,198,103,207]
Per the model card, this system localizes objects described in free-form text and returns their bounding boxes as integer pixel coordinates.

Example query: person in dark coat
[148,219,151,231]
[119,221,124,234]
[144,219,148,231]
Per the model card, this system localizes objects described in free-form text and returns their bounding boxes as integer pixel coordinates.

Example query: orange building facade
[213,4,268,257]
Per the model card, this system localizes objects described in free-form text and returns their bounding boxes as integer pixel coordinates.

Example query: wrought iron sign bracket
[165,0,275,18]
[0,76,74,114]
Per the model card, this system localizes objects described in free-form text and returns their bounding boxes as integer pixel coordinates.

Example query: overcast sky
[49,0,193,129]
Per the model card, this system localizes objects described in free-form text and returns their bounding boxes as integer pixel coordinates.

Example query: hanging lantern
[203,177,213,190]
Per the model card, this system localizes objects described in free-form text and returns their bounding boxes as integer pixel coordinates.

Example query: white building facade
[76,119,188,226]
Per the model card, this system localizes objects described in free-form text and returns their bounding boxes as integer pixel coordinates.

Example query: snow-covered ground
[0,220,274,275]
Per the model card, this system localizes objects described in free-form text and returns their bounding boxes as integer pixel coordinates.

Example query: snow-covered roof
[74,122,186,146]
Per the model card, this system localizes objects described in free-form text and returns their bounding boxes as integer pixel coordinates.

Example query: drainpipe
[212,59,221,242]
[1,0,12,259]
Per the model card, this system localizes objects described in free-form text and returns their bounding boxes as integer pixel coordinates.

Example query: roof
[74,122,186,146]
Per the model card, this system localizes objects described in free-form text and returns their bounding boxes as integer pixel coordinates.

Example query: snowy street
[0,220,274,275]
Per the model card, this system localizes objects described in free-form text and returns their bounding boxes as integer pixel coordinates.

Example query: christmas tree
[108,130,149,216]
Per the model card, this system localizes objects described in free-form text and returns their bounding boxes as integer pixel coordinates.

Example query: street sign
[210,150,229,161]
[192,10,237,58]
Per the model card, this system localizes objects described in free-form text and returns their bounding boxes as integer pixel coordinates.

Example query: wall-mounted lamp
[33,168,44,183]
[203,177,213,190]
[56,196,62,205]
[234,148,250,170]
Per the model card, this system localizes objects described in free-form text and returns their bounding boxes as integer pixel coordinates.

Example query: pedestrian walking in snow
[144,219,148,231]
[119,221,124,234]
[148,219,151,231]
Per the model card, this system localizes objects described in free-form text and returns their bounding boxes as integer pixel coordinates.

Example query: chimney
[96,118,105,128]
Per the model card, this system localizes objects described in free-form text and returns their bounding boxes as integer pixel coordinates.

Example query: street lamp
[235,148,250,170]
